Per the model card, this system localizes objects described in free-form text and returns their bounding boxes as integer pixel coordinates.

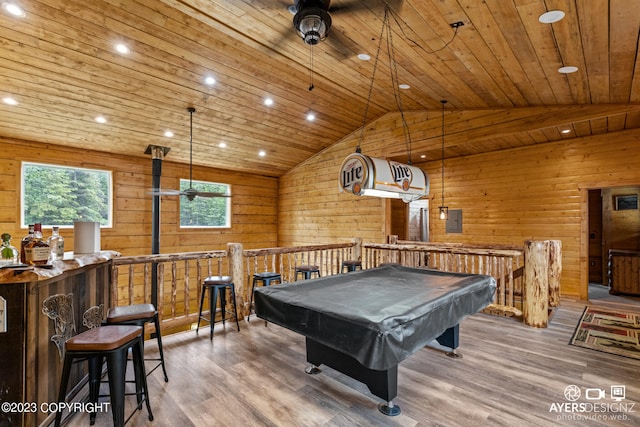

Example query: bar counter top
[0,250,120,284]
[0,250,117,426]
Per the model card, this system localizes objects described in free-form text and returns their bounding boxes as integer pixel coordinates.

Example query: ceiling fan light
[294,8,331,45]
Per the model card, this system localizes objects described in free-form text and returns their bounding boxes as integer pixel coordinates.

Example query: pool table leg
[435,324,462,358]
[305,337,400,416]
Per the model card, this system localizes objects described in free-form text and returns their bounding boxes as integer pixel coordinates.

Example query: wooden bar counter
[0,251,117,427]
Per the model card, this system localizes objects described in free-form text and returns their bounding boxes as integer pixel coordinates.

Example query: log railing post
[523,240,550,328]
[352,237,362,261]
[547,240,562,308]
[388,235,398,264]
[227,242,246,316]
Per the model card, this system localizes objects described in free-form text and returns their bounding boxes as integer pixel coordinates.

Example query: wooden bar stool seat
[54,325,153,427]
[248,272,282,322]
[295,265,321,280]
[107,303,168,382]
[341,260,362,273]
[197,276,240,340]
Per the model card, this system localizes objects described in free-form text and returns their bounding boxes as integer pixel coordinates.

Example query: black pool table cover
[254,264,497,371]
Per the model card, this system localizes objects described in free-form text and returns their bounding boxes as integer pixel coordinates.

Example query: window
[21,162,112,228]
[179,179,231,228]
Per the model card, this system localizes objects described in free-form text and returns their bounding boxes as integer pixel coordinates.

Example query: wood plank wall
[0,137,278,256]
[279,112,640,298]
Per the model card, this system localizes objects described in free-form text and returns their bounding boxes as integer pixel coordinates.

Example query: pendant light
[339,4,429,203]
[438,100,448,220]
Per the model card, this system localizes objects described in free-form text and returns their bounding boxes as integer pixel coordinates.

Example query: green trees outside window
[22,162,112,227]
[179,179,231,228]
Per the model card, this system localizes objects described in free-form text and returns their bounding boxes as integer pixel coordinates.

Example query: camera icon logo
[585,388,606,400]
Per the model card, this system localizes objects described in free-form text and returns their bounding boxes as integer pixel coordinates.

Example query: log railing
[243,240,360,284]
[364,240,526,318]
[111,238,561,332]
[112,250,228,332]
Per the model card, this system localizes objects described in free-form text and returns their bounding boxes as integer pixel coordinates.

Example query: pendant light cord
[357,6,389,153]
[356,5,413,163]
[188,107,195,188]
[309,43,315,91]
[440,100,446,207]
[386,11,412,164]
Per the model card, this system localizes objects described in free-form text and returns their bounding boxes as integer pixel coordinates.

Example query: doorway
[390,199,429,242]
[587,186,640,301]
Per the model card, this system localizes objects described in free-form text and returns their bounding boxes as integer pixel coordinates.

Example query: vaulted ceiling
[1,0,639,177]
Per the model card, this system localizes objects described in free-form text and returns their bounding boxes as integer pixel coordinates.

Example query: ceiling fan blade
[194,191,232,198]
[330,0,403,14]
[148,188,183,196]
[325,27,359,59]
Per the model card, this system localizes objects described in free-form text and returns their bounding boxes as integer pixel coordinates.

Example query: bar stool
[295,265,321,280]
[341,260,362,273]
[54,325,153,427]
[248,272,282,323]
[197,276,240,340]
[106,304,169,383]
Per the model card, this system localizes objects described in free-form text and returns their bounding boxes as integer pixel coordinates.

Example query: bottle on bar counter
[24,223,50,266]
[0,233,19,265]
[48,226,65,262]
[20,224,34,264]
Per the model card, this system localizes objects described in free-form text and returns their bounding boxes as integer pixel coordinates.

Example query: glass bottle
[24,223,50,266]
[48,226,65,261]
[20,224,34,264]
[0,233,19,265]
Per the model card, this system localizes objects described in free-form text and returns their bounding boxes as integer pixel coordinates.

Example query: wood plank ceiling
[1,0,639,177]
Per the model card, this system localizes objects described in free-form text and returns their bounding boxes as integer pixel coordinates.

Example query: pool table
[254,264,496,415]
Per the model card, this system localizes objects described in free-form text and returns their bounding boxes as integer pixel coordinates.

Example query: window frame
[178,178,232,229]
[21,161,113,229]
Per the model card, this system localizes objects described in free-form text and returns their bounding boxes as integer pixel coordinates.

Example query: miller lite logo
[340,156,367,195]
[389,161,413,191]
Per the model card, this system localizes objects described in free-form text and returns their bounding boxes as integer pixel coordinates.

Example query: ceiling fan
[280,0,402,58]
[150,107,231,201]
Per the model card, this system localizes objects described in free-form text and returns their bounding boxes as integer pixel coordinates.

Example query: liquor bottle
[24,223,50,266]
[20,224,34,264]
[48,226,65,261]
[0,233,19,265]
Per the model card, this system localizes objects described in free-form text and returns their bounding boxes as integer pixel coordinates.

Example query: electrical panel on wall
[446,209,462,233]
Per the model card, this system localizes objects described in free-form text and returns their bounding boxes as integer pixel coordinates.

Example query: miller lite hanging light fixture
[338,4,428,203]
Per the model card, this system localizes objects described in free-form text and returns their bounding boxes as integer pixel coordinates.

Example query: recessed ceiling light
[204,76,216,85]
[539,10,565,24]
[164,130,174,137]
[561,129,571,134]
[420,154,426,159]
[357,53,371,61]
[558,66,578,74]
[115,43,130,54]
[258,150,266,157]
[218,142,227,148]
[399,84,410,90]
[2,2,25,17]
[95,116,107,124]
[2,97,18,105]
[264,97,274,106]
[306,112,316,121]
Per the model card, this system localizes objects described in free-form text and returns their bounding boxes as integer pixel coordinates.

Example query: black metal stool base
[197,277,240,340]
[55,326,153,427]
[107,304,169,383]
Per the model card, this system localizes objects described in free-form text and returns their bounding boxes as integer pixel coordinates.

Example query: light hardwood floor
[63,289,640,427]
